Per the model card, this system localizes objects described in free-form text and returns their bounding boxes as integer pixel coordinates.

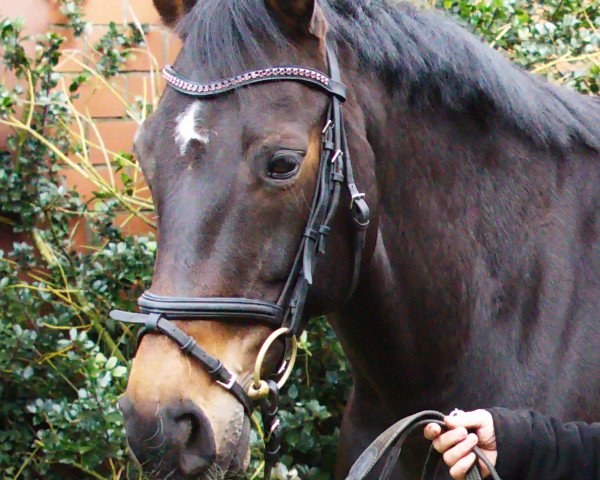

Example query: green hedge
[0,1,597,479]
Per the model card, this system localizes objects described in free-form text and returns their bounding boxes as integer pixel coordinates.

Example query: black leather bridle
[110,44,370,477]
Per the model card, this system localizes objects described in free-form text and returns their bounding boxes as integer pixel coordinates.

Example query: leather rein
[344,411,502,480]
[110,44,370,477]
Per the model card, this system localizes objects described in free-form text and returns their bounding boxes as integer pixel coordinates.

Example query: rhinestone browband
[162,64,347,100]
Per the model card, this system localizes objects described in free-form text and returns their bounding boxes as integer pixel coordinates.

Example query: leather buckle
[217,372,237,390]
[350,189,366,210]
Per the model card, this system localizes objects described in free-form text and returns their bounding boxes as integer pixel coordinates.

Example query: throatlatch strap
[277,45,370,336]
[327,44,370,300]
[344,411,502,480]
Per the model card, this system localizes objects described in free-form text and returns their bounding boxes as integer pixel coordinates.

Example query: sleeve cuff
[487,408,534,480]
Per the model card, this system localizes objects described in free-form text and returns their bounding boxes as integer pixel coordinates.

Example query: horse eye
[267,151,303,180]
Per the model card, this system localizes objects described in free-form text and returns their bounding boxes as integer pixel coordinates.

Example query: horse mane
[177,0,600,152]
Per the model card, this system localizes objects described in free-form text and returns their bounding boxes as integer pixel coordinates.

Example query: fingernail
[468,433,478,443]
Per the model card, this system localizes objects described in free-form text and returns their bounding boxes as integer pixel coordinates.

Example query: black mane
[177,0,600,151]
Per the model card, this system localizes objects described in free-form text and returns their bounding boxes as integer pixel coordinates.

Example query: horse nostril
[173,405,216,476]
[121,400,216,477]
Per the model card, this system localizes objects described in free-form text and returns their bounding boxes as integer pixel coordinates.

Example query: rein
[110,44,370,478]
[345,411,503,480]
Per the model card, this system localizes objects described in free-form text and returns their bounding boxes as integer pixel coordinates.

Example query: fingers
[424,410,496,480]
[444,409,491,430]
[431,426,468,453]
[442,433,479,466]
[449,452,477,480]
[424,423,442,440]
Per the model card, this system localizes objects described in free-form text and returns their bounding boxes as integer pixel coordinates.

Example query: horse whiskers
[204,463,226,480]
[211,464,245,480]
[152,456,165,476]
[145,402,166,449]
[145,441,167,454]
[141,445,169,479]
[146,416,166,451]
[144,421,162,442]
[185,354,193,379]
[148,437,167,451]
[136,451,155,470]
[297,185,310,209]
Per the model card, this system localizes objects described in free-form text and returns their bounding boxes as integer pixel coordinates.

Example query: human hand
[423,409,498,479]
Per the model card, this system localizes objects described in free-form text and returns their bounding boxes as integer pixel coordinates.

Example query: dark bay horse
[120,0,600,478]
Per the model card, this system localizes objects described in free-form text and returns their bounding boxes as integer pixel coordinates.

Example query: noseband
[110,44,370,476]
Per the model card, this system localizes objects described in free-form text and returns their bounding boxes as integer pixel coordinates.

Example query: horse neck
[326,79,478,411]
[329,60,550,411]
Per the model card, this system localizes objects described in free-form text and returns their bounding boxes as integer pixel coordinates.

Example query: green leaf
[112,366,127,378]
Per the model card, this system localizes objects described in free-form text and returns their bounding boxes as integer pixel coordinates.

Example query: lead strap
[344,411,502,480]
[260,381,281,480]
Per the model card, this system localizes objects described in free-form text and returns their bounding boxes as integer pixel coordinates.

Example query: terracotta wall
[0,0,179,244]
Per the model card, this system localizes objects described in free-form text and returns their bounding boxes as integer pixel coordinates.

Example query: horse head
[117,0,377,477]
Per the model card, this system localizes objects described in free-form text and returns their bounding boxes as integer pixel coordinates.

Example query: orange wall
[1,0,179,242]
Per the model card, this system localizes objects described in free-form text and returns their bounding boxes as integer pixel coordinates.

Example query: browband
[163,64,347,101]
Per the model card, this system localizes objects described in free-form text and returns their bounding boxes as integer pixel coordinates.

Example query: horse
[117,0,600,478]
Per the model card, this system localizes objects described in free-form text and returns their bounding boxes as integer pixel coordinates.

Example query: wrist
[487,408,533,480]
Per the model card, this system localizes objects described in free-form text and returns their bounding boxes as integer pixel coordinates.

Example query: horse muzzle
[120,397,217,478]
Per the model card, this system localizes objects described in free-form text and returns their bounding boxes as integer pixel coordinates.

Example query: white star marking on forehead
[175,102,209,155]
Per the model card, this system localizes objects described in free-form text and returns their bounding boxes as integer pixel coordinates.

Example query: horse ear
[265,0,327,38]
[153,0,197,27]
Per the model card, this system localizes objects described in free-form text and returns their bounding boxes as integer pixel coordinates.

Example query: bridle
[110,44,370,477]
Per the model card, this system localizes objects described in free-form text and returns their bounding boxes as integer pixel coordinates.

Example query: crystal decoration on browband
[162,65,333,95]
